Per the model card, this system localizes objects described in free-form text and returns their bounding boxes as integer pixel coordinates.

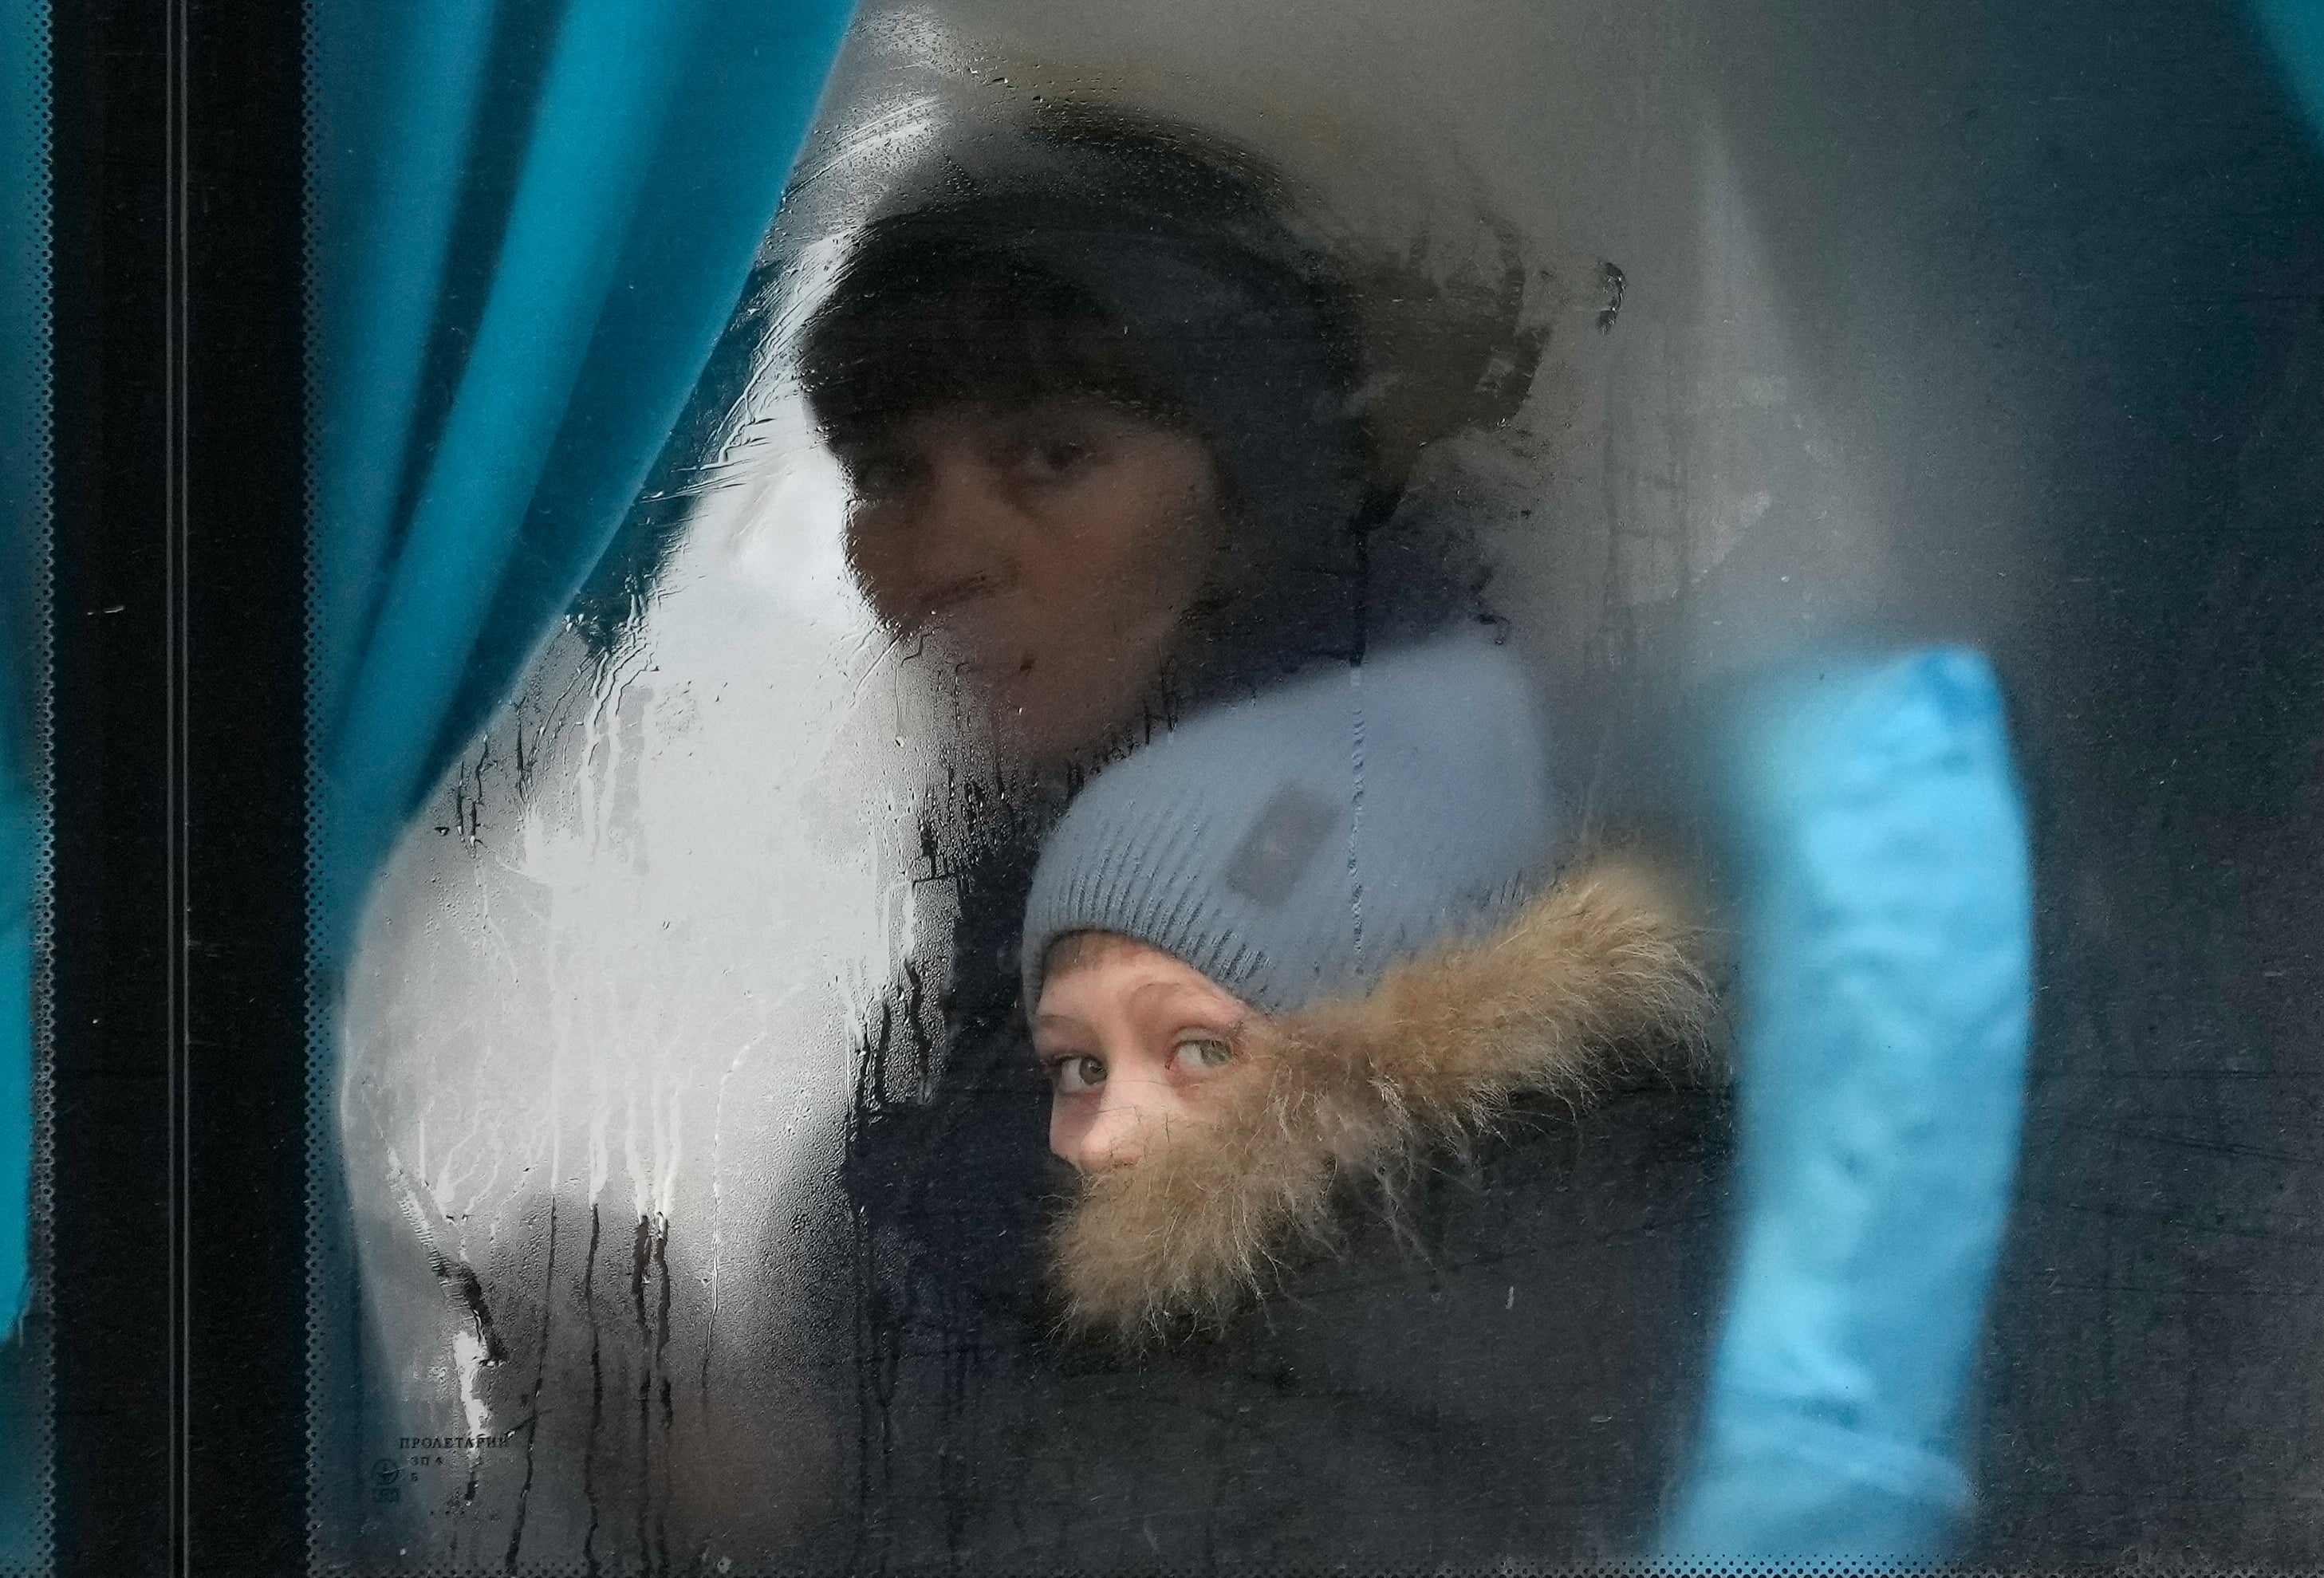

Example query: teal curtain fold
[305,0,851,1533]
[1660,648,2033,1561]
[0,0,45,1563]
[2256,0,2324,143]
[309,0,854,966]
[0,0,46,1346]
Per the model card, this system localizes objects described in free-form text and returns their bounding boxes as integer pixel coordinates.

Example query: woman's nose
[846,449,1023,628]
[893,453,1024,609]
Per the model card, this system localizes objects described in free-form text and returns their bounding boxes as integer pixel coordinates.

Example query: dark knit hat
[1021,630,1559,1017]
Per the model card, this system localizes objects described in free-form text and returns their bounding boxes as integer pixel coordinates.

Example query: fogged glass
[315,2,2323,1572]
[334,15,1846,1569]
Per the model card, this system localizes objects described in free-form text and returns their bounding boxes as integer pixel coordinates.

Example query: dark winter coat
[813,861,1737,1572]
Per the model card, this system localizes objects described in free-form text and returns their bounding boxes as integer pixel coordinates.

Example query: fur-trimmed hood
[1048,854,1723,1351]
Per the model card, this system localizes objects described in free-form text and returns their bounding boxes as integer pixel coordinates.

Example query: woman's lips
[951,647,1040,684]
[911,572,1004,622]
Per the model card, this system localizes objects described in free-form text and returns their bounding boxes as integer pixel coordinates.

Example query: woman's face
[837,398,1225,765]
[1032,933,1262,1174]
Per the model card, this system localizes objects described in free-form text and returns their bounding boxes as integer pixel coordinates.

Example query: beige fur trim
[1049,855,1722,1350]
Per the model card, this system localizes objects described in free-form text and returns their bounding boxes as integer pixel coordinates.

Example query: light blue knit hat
[1021,630,1559,1017]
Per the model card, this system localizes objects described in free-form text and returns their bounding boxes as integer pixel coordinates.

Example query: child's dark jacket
[828,860,1735,1572]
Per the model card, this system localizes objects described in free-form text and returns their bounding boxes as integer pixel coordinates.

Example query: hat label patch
[1225,785,1339,909]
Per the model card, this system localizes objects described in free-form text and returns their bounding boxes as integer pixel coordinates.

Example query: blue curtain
[0,0,44,1563]
[309,0,854,966]
[0,0,45,1347]
[1660,648,2032,1561]
[306,0,853,1521]
[1659,4,2324,1552]
[2257,0,2324,141]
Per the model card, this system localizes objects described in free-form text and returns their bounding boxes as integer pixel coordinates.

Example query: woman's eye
[1010,432,1095,480]
[1172,1037,1233,1073]
[839,435,927,502]
[1049,1054,1106,1094]
[845,455,907,504]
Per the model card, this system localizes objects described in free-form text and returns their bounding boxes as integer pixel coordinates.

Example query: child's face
[1032,933,1262,1174]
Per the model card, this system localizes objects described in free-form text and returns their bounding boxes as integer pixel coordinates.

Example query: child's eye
[1172,1037,1233,1074]
[1048,1054,1106,1094]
